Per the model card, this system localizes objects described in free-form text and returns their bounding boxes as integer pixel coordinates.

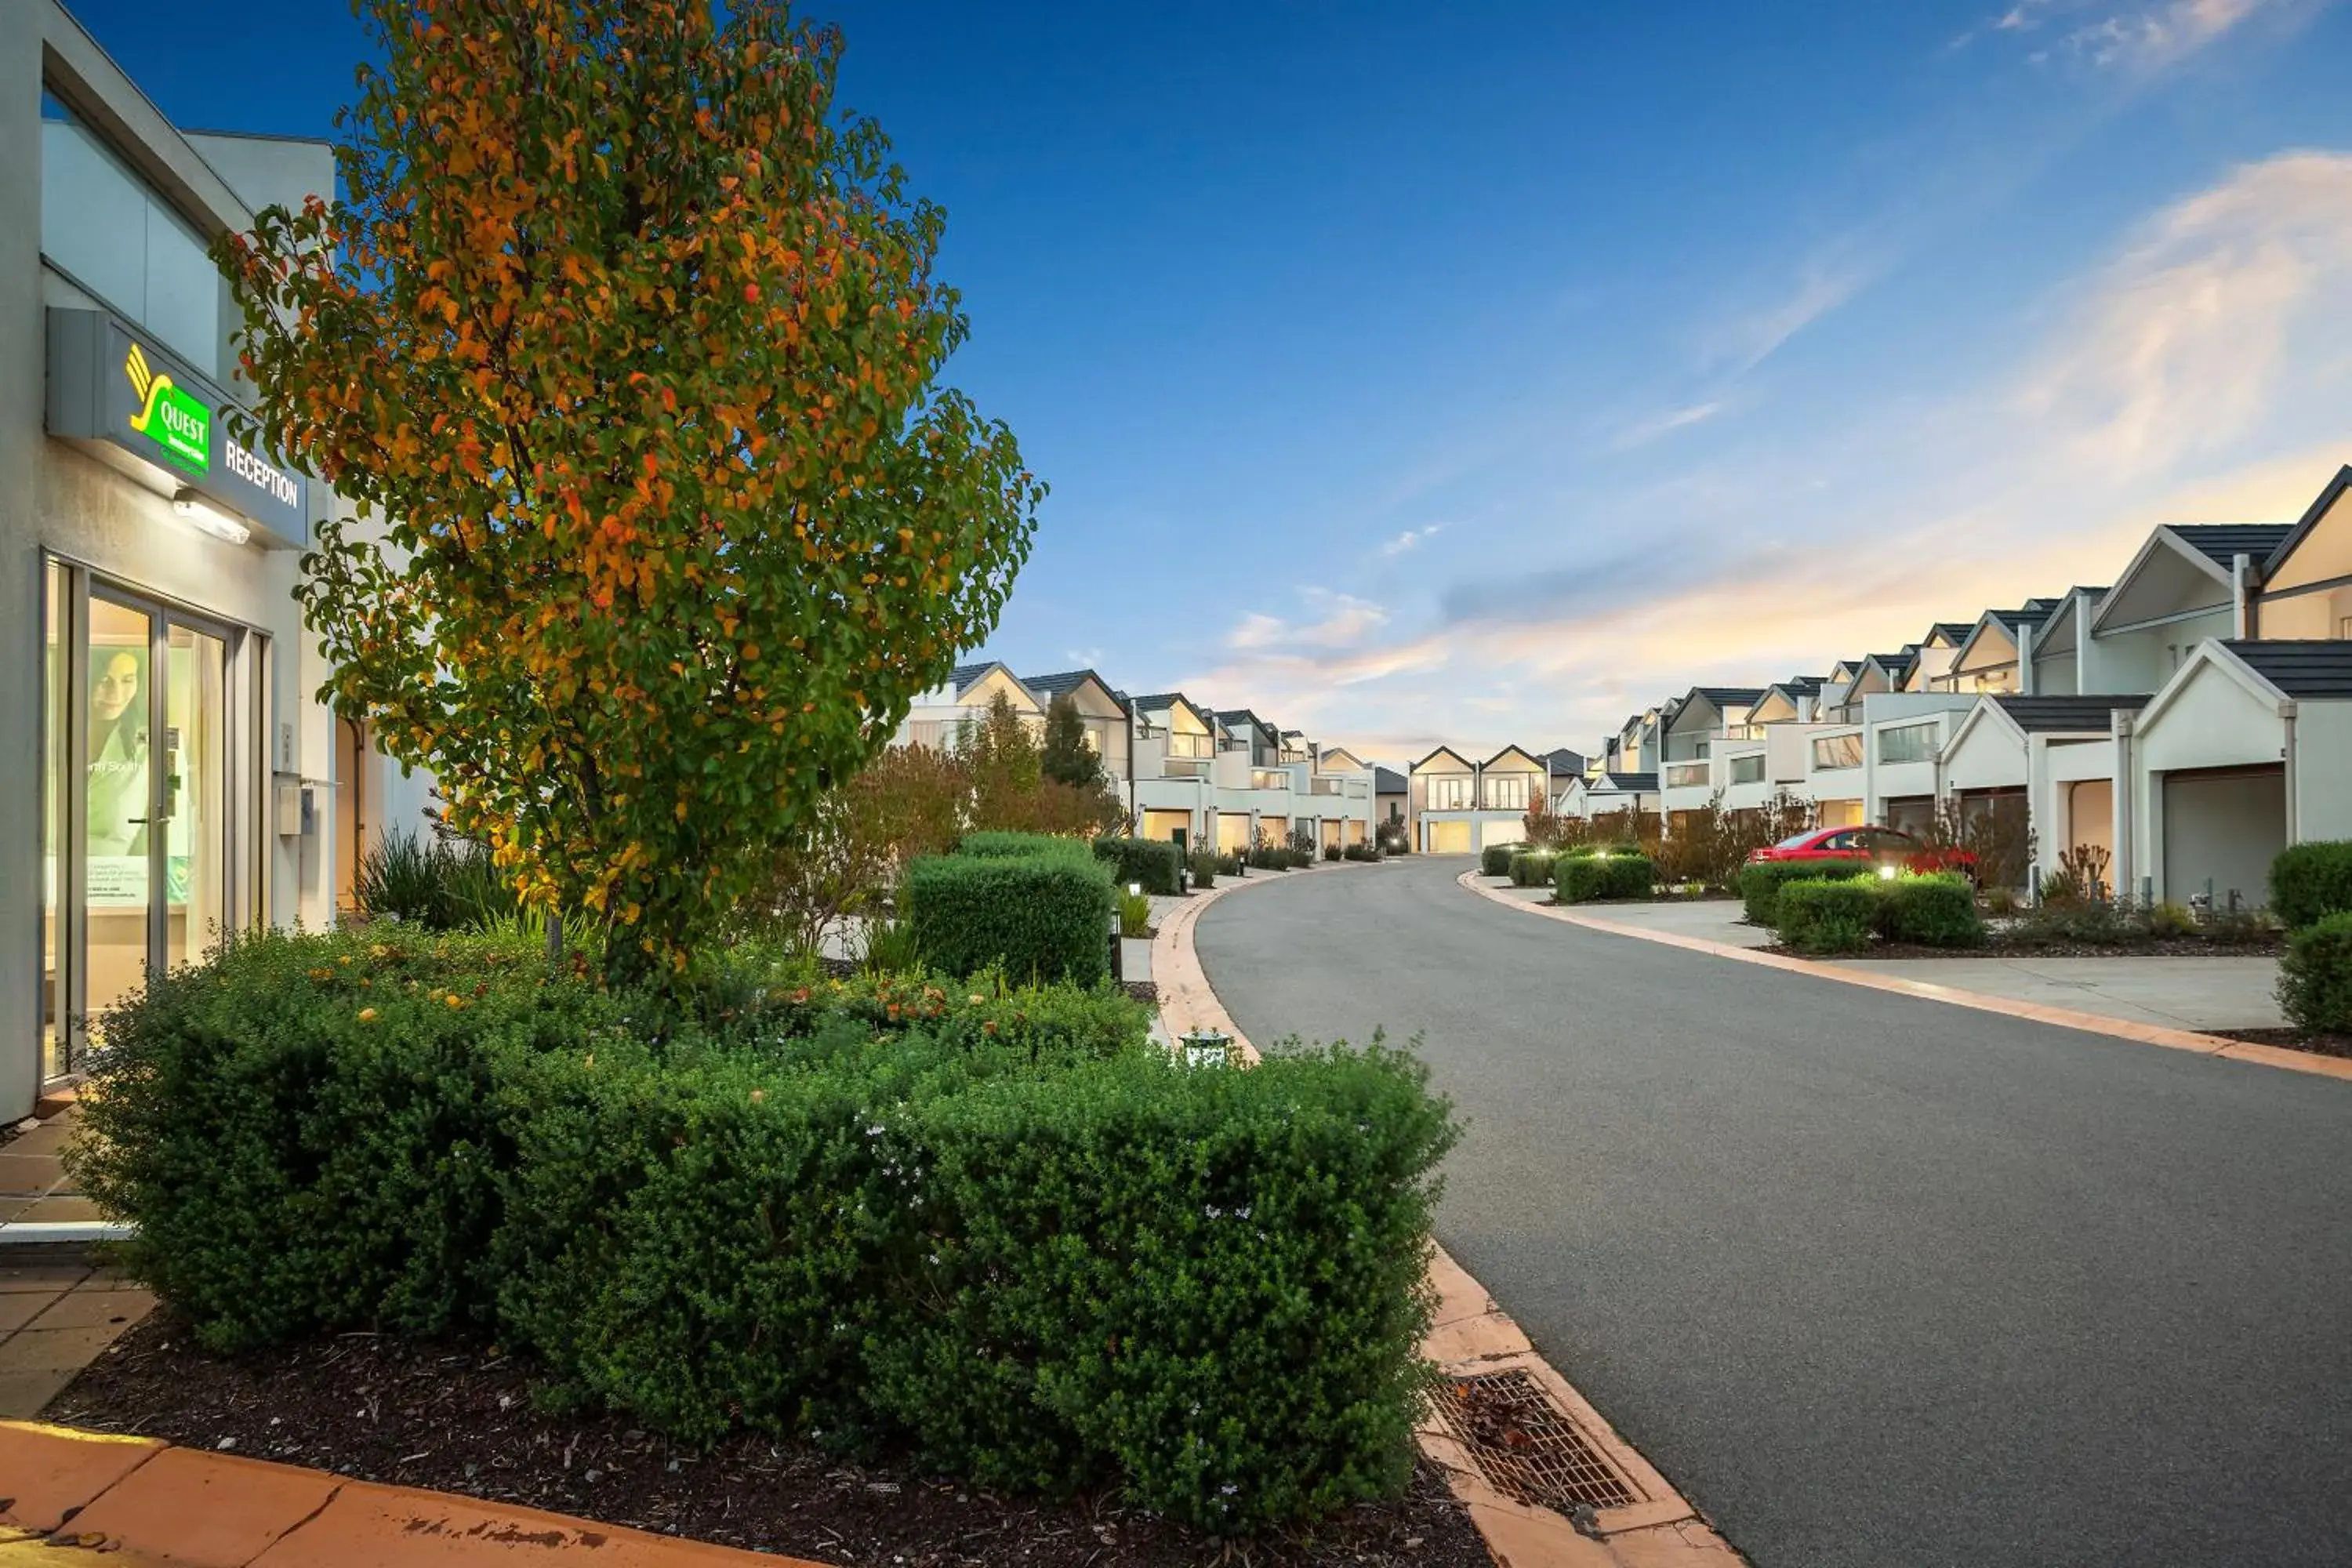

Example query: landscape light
[1878,864,1899,880]
[172,488,251,545]
[1127,882,1142,898]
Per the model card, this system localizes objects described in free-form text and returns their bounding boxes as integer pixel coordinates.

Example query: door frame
[42,554,265,1081]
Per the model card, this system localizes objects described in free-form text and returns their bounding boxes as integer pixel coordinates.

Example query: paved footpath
[1195,855,2352,1568]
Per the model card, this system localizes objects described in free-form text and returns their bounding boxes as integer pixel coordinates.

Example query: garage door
[1477,821,1525,852]
[1141,809,1192,851]
[1321,819,1342,850]
[1345,820,1365,845]
[1428,819,1472,854]
[2162,766,2285,908]
[1217,813,1252,853]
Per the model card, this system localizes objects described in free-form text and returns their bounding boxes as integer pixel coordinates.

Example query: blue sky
[74,0,2352,763]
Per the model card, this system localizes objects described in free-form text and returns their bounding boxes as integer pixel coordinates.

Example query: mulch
[1765,936,2285,960]
[49,1316,1494,1568]
[2205,1026,2352,1062]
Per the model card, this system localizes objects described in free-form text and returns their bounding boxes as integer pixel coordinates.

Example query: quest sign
[45,308,309,546]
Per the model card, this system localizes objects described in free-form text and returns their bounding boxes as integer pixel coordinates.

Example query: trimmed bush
[71,927,1455,1533]
[1738,861,1863,927]
[1508,850,1556,887]
[906,849,1114,985]
[1554,851,1656,904]
[1343,842,1380,862]
[1091,836,1181,896]
[1479,844,1515,877]
[958,830,1094,862]
[1188,848,1220,888]
[1323,843,1341,862]
[1561,840,1642,861]
[1777,877,1880,953]
[1876,874,1982,948]
[2278,911,2352,1033]
[2271,841,2352,930]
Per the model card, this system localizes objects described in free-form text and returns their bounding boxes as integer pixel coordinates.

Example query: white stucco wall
[2293,700,2352,843]
[1942,711,2025,793]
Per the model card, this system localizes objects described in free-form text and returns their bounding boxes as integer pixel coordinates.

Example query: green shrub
[1508,850,1556,887]
[1737,861,1860,927]
[1561,840,1641,861]
[2011,898,2149,946]
[1876,874,1982,948]
[1554,851,1656,904]
[1343,842,1380,862]
[1216,851,1245,877]
[70,928,1454,1533]
[858,917,921,975]
[1479,844,1515,877]
[1777,877,1880,953]
[1092,837,1181,896]
[2149,901,2197,938]
[2278,911,2352,1033]
[1323,843,1341,862]
[1117,888,1152,938]
[959,830,1094,862]
[906,850,1114,985]
[2270,842,2352,929]
[354,829,523,932]
[1187,848,1219,888]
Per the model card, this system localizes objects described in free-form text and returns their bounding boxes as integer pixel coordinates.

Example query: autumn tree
[956,693,1122,837]
[218,0,1041,985]
[1039,693,1104,789]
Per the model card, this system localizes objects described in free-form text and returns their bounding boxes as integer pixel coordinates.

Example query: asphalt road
[1193,856,2352,1568]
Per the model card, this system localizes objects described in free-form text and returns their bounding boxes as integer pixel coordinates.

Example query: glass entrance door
[42,561,255,1081]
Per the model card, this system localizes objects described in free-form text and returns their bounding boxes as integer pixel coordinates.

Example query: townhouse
[892,668,1375,856]
[1554,463,2352,909]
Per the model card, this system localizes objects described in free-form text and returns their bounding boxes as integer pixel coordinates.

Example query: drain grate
[1431,1369,1640,1512]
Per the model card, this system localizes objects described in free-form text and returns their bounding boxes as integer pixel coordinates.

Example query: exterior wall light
[172,488,252,545]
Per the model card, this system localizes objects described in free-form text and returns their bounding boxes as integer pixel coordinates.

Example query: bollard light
[1878,863,1899,880]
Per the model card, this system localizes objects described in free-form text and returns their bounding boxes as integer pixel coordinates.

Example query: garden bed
[49,1317,1492,1568]
[2205,1026,2352,1062]
[1759,931,2283,961]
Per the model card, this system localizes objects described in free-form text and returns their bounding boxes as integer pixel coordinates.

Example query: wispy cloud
[1611,401,1727,451]
[1225,589,1392,653]
[1380,523,1445,557]
[1707,250,1880,376]
[1957,0,2322,71]
[1183,150,2352,758]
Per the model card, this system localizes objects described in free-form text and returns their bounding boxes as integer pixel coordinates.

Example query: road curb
[1161,864,1746,1568]
[1454,870,2352,1084]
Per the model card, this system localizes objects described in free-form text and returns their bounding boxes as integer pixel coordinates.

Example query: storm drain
[1431,1369,1642,1512]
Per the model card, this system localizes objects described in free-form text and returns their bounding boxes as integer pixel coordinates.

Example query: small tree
[219,0,1041,985]
[1040,693,1103,789]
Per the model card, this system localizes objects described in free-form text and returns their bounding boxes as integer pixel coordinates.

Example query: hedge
[1777,877,1880,954]
[1875,873,1983,948]
[2278,912,2352,1033]
[1479,844,1515,877]
[2271,842,2352,930]
[1562,841,1641,861]
[1343,842,1381,862]
[907,849,1114,985]
[957,830,1097,862]
[1738,861,1865,927]
[70,927,1458,1533]
[1508,850,1556,887]
[1092,836,1181,896]
[1555,851,1655,904]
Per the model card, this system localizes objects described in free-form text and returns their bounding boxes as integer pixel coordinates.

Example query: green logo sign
[124,341,209,474]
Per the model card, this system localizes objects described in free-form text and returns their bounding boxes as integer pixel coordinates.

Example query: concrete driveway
[1194,855,2352,1568]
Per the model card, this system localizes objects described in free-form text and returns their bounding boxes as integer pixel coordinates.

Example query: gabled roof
[1991,694,2150,733]
[2259,465,2352,577]
[2219,638,2352,699]
[1595,771,1657,792]
[949,659,1016,693]
[2162,524,2294,572]
[1776,674,1827,692]
[1374,766,1407,793]
[1481,744,1547,771]
[1544,746,1588,777]
[1926,622,1976,645]
[1411,745,1476,772]
[1864,652,1917,674]
[1214,708,1276,738]
[1022,669,1127,712]
[1127,691,1186,710]
[1318,746,1370,771]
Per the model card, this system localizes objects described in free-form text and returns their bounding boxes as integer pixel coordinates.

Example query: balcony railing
[1664,761,1709,789]
[1160,757,1210,779]
[1310,776,1344,795]
[906,719,952,750]
[1250,769,1290,791]
[1166,734,1212,758]
[1719,723,1768,742]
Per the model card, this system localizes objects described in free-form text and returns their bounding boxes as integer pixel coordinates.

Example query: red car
[1746,826,1976,880]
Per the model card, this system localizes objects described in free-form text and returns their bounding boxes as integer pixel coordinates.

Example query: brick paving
[0,1104,153,1420]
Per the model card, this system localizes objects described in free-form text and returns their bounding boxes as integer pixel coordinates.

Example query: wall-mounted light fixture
[172,488,252,545]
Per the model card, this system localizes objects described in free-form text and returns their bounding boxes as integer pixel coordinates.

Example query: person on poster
[86,648,148,858]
